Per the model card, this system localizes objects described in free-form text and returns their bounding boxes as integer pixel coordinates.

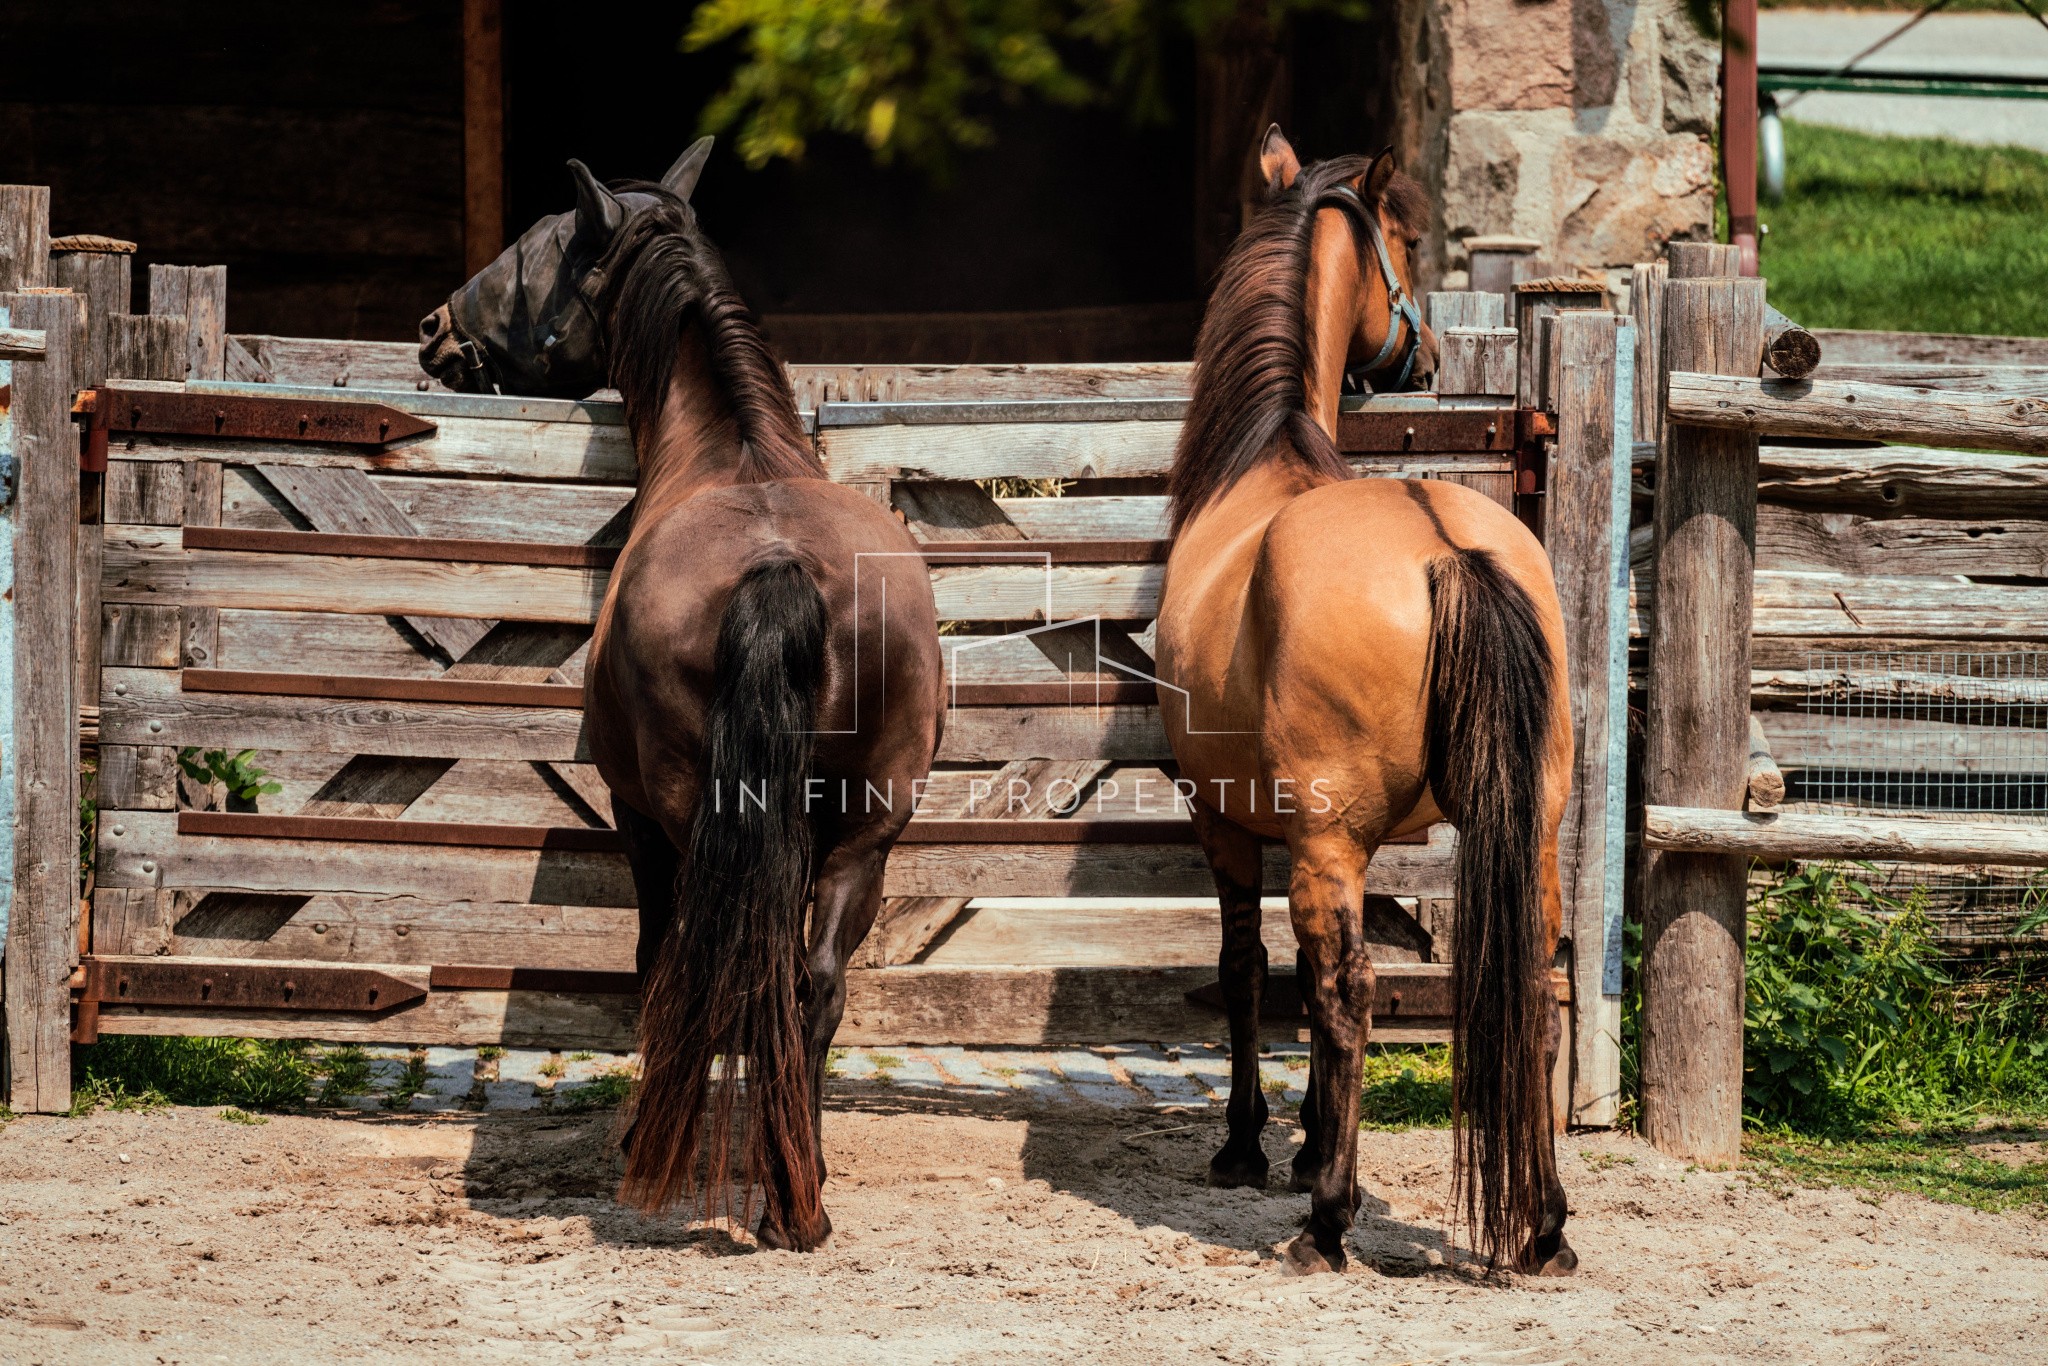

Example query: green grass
[71,1036,317,1115]
[217,1107,268,1126]
[1746,1130,2048,1217]
[1761,122,2048,336]
[316,1045,375,1105]
[1358,1046,1452,1129]
[555,1068,637,1113]
[1761,0,2018,10]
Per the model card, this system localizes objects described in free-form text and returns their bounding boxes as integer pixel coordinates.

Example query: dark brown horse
[421,142,943,1251]
[1155,128,1574,1275]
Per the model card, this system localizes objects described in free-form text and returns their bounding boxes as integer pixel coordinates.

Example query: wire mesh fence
[1784,651,2048,950]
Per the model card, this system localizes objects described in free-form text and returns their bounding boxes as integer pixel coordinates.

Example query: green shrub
[176,748,281,809]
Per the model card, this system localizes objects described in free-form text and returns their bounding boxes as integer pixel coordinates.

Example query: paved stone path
[309,1042,1310,1115]
[1761,10,2048,153]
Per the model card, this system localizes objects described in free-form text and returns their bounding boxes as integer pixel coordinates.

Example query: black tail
[1423,548,1557,1270]
[621,559,827,1243]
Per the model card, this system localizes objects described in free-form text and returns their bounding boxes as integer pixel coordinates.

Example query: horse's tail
[620,558,827,1245]
[1422,547,1556,1270]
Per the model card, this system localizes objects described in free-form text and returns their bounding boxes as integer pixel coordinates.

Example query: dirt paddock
[1,1086,2044,1364]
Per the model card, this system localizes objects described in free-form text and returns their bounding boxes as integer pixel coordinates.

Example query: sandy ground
[2,1087,2045,1365]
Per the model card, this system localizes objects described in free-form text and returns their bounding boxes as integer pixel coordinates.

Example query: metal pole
[1723,0,1761,276]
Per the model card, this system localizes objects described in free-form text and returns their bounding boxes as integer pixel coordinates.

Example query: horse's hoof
[1207,1150,1270,1189]
[1527,1233,1577,1277]
[756,1210,833,1253]
[1280,1230,1346,1276]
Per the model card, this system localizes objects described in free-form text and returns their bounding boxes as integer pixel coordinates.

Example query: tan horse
[1154,127,1575,1275]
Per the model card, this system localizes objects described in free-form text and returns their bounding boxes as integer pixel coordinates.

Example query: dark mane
[1166,158,1426,532]
[597,183,821,482]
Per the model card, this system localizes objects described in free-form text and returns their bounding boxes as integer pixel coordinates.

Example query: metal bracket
[73,385,437,470]
[77,958,429,1015]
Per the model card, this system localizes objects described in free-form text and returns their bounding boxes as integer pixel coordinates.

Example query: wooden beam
[1548,310,1633,1126]
[1810,328,2048,369]
[1667,372,2048,457]
[1644,806,2048,867]
[148,264,228,382]
[2,288,82,1112]
[1640,274,1765,1165]
[1760,306,1821,381]
[0,185,51,292]
[462,0,506,278]
[1759,444,2048,519]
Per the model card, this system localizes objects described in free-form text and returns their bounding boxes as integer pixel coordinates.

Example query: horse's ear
[1362,146,1398,204]
[1258,124,1300,196]
[568,159,624,239]
[662,137,714,200]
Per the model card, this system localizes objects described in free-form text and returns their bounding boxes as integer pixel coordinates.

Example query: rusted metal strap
[1336,408,1518,454]
[182,668,583,709]
[78,958,427,1013]
[75,385,437,471]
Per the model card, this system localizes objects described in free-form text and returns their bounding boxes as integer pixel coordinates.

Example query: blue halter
[1315,182,1425,394]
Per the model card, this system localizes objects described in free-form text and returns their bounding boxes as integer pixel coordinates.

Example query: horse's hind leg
[1289,946,1323,1193]
[1191,802,1270,1189]
[754,837,888,1250]
[1283,830,1377,1275]
[612,799,682,1161]
[1527,822,1576,1275]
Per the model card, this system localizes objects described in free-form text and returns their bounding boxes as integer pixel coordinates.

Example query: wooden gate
[5,193,1633,1122]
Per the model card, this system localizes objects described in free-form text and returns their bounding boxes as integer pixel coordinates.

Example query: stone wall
[1420,0,1719,290]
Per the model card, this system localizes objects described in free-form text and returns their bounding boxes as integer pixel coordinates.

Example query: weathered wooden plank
[1644,805,2048,866]
[228,335,432,390]
[1633,569,2048,641]
[935,704,1173,763]
[1808,363,2048,398]
[148,264,227,382]
[994,495,1169,540]
[1750,665,2048,711]
[1810,329,2048,369]
[104,526,1164,623]
[893,481,1024,540]
[0,325,44,360]
[101,605,183,668]
[1758,445,2048,520]
[3,287,81,1111]
[216,608,444,678]
[1548,310,1632,1126]
[786,361,1193,410]
[98,745,177,811]
[1630,261,1667,448]
[95,809,1457,900]
[1641,275,1765,1165]
[106,314,190,382]
[104,412,639,483]
[220,465,633,543]
[105,460,188,525]
[823,421,1181,483]
[93,889,637,968]
[1435,327,1518,398]
[100,665,590,761]
[0,186,51,291]
[1667,372,2048,457]
[1758,506,2048,578]
[254,464,494,659]
[849,897,972,970]
[1756,709,2048,772]
[1425,291,1505,332]
[49,245,130,387]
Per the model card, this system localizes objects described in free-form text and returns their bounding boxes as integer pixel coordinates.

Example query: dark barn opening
[1,0,1406,361]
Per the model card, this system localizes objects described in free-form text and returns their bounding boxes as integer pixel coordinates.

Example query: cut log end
[1745,714,1785,810]
[1761,324,1822,382]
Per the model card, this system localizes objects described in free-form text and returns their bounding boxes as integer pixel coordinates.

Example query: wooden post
[1464,235,1544,302]
[1548,311,1634,1126]
[1629,262,1667,449]
[49,238,134,387]
[0,186,50,292]
[462,0,507,278]
[51,240,133,780]
[1667,242,1741,281]
[1513,279,1608,407]
[1640,274,1766,1163]
[1424,291,1505,334]
[148,264,227,382]
[1,288,82,1113]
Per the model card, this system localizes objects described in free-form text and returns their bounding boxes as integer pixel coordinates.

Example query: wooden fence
[2,182,1644,1118]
